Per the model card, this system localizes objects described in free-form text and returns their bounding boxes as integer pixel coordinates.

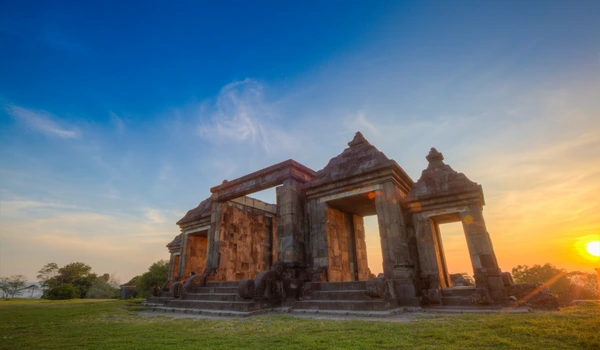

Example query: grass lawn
[0,299,598,349]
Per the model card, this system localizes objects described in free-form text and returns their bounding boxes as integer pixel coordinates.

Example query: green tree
[124,275,141,287]
[0,275,30,298]
[38,262,101,299]
[57,262,97,297]
[86,274,120,299]
[512,263,572,303]
[136,260,169,298]
[37,262,59,291]
[46,283,79,300]
[568,271,598,300]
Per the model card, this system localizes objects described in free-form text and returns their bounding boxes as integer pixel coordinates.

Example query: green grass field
[0,299,598,349]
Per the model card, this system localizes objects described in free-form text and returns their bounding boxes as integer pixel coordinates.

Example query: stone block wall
[326,206,351,282]
[183,235,207,278]
[214,204,277,281]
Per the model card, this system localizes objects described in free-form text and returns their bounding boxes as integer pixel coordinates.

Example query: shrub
[45,283,80,300]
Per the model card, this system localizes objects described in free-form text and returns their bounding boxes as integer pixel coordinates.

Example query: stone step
[145,296,174,304]
[146,305,265,317]
[183,292,245,302]
[423,305,513,314]
[205,281,240,288]
[311,281,368,291]
[165,299,270,312]
[441,286,476,297]
[292,299,397,311]
[441,296,472,307]
[194,286,239,294]
[310,289,380,301]
[290,307,408,318]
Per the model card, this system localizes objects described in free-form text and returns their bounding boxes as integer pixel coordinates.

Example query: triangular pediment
[405,148,480,201]
[308,132,397,187]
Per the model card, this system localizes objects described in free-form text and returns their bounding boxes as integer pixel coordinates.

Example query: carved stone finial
[348,131,370,147]
[426,148,444,162]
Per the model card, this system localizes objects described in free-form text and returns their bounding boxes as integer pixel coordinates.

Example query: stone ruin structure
[146,132,515,315]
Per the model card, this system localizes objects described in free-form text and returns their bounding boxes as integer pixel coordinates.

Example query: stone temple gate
[148,132,514,315]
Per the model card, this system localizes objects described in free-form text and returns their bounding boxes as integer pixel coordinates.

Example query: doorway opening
[437,221,474,286]
[364,215,382,277]
[325,191,380,282]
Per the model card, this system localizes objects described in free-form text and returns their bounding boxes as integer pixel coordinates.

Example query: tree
[136,260,169,298]
[28,284,40,299]
[0,275,30,298]
[512,264,571,302]
[568,271,598,300]
[38,262,98,299]
[511,263,599,303]
[85,274,120,299]
[45,283,79,300]
[37,263,59,291]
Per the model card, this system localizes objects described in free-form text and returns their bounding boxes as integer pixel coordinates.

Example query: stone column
[374,181,419,305]
[353,214,370,281]
[263,217,274,268]
[205,202,223,271]
[178,234,188,278]
[168,253,176,280]
[276,179,305,264]
[414,215,450,289]
[308,199,328,275]
[460,204,506,302]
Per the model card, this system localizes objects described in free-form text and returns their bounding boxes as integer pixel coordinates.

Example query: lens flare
[586,241,600,257]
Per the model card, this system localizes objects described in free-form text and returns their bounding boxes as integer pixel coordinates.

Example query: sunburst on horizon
[586,241,600,257]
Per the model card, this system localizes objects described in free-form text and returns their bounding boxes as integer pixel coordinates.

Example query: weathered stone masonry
[160,132,513,310]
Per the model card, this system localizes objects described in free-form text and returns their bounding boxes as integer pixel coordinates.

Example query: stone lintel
[183,225,210,236]
[305,166,412,200]
[316,184,383,203]
[228,196,277,215]
[178,217,211,233]
[210,159,316,202]
[167,245,181,254]
[403,186,484,213]
[417,206,471,223]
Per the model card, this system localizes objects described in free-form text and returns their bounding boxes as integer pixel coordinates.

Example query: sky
[1,1,599,283]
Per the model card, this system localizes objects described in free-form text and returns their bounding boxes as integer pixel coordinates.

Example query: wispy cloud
[5,104,80,139]
[198,78,299,155]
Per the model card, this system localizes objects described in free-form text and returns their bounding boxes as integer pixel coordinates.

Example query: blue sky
[1,1,599,282]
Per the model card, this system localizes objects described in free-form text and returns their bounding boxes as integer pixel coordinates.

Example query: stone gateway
[147,132,515,315]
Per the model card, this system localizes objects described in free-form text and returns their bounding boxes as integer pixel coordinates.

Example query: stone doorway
[324,191,377,282]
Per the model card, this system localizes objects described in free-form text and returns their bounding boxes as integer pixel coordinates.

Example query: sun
[586,241,600,257]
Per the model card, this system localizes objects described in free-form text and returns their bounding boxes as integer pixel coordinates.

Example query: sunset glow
[587,241,600,257]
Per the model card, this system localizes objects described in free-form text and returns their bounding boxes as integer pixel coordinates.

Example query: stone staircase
[144,281,277,317]
[292,281,399,313]
[440,286,476,306]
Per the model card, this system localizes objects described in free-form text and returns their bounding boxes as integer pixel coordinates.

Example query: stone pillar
[205,202,224,271]
[276,179,305,264]
[263,217,274,269]
[353,215,371,281]
[374,181,419,304]
[178,234,188,278]
[308,199,328,275]
[168,253,176,280]
[460,204,506,302]
[414,215,450,289]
